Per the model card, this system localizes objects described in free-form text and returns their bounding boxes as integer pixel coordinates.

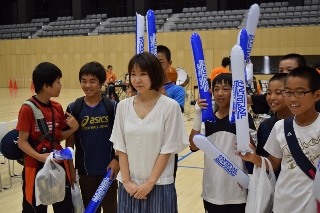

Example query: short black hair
[157,45,171,62]
[286,67,320,93]
[107,65,112,69]
[312,61,320,70]
[32,62,62,93]
[212,73,232,88]
[221,57,230,67]
[269,73,287,83]
[128,52,165,92]
[79,62,106,84]
[281,54,306,67]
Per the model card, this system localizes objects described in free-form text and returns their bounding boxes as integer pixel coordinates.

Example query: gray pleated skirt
[118,182,178,213]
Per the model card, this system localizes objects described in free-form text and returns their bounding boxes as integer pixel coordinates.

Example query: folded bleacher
[258,2,320,27]
[170,8,245,31]
[0,21,45,39]
[170,1,320,31]
[38,14,107,37]
[0,1,319,39]
[98,9,172,34]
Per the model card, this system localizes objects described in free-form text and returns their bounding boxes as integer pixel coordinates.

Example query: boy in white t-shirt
[238,67,320,213]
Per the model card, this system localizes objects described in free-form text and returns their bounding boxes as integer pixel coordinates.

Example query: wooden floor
[0,88,204,213]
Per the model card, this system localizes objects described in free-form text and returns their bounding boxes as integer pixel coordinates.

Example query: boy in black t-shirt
[256,73,293,180]
[66,62,118,213]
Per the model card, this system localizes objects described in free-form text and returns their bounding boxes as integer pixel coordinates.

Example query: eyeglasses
[280,90,312,98]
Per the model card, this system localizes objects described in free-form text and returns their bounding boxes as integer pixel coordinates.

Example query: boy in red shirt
[17,62,79,213]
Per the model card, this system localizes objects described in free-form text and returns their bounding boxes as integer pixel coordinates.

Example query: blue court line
[178,165,204,170]
[177,151,193,162]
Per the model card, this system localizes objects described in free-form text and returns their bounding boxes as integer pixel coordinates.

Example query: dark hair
[128,52,165,92]
[269,73,288,84]
[285,67,320,93]
[312,61,320,70]
[281,54,306,67]
[212,73,232,88]
[32,62,62,93]
[157,45,171,62]
[107,65,112,69]
[79,62,106,84]
[221,57,231,67]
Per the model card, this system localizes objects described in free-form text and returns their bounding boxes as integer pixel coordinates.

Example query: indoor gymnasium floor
[0,88,204,213]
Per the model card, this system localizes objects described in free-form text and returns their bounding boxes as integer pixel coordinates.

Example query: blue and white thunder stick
[236,28,249,86]
[245,3,260,61]
[193,134,249,188]
[230,45,252,154]
[53,147,74,160]
[190,33,215,122]
[136,13,145,54]
[84,169,113,213]
[245,4,260,85]
[230,29,248,124]
[237,29,248,69]
[146,10,157,56]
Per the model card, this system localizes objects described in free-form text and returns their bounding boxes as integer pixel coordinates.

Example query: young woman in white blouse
[110,52,188,213]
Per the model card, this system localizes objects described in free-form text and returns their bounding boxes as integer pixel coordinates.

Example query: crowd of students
[15,50,320,213]
[190,53,320,213]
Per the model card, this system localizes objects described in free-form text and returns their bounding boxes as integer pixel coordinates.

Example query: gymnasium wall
[0,26,319,89]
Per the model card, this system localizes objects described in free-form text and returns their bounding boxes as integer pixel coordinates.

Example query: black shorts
[203,200,245,213]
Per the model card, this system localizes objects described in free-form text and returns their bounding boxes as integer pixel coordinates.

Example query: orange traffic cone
[30,81,34,90]
[13,79,18,89]
[8,78,13,88]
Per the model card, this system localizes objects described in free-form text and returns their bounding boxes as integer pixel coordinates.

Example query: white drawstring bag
[35,153,66,206]
[245,157,276,213]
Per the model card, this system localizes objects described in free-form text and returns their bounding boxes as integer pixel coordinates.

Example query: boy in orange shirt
[209,57,231,81]
[105,65,118,101]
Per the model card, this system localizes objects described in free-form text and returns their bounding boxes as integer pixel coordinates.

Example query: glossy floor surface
[0,88,204,213]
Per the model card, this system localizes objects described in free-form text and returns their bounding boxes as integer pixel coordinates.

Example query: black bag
[72,96,115,129]
[0,129,24,160]
[284,116,316,179]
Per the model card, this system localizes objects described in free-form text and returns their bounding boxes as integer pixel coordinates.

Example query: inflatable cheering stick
[230,45,252,154]
[84,169,113,213]
[146,10,157,56]
[245,3,260,85]
[193,134,249,188]
[136,13,145,54]
[190,33,215,122]
[53,147,74,160]
[230,29,248,124]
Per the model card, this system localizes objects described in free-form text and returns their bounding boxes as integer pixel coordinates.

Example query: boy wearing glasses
[248,54,320,114]
[238,67,320,213]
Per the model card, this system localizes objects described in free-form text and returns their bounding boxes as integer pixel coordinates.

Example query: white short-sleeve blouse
[110,95,189,185]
